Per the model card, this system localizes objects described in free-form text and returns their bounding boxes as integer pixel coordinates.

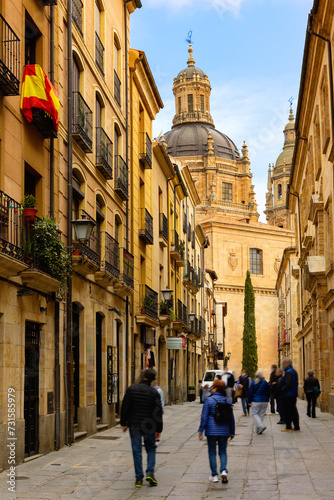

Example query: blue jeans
[241,397,248,414]
[129,428,156,480]
[206,435,228,476]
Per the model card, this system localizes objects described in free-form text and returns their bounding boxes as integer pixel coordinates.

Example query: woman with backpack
[248,370,270,435]
[198,380,235,484]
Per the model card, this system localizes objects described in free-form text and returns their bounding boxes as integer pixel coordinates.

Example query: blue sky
[130,0,314,220]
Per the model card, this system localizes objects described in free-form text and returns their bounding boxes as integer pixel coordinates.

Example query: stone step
[74,430,87,442]
[96,423,109,432]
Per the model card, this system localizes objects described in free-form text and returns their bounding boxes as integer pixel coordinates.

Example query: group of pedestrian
[121,359,321,489]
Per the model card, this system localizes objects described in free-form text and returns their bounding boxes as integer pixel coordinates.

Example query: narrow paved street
[1,399,334,500]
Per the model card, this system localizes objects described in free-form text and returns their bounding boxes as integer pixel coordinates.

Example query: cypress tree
[242,270,258,379]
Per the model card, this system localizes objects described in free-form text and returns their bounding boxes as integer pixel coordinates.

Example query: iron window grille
[0,14,20,95]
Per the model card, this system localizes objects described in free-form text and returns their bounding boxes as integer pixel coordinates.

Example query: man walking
[121,368,163,488]
[304,370,320,418]
[281,357,300,432]
[269,364,277,414]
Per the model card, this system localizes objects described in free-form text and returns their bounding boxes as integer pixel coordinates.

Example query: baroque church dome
[164,45,239,161]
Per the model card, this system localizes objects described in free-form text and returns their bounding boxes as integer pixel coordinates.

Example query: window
[222,182,232,202]
[178,96,181,114]
[25,13,41,66]
[95,1,104,75]
[188,94,193,113]
[278,184,282,200]
[200,95,204,113]
[250,248,263,275]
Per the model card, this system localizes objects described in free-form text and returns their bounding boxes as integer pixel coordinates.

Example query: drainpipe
[66,0,73,446]
[49,4,60,451]
[288,188,304,379]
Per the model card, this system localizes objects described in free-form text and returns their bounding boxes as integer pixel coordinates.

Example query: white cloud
[145,0,245,16]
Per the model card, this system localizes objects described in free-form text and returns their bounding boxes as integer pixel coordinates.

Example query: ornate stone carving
[228,250,238,271]
[274,255,281,273]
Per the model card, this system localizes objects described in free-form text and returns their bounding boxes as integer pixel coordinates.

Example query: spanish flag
[20,64,60,132]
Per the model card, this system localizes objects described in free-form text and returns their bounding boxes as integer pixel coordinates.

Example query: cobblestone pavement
[1,399,334,500]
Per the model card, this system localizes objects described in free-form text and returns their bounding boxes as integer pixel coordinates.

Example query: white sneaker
[209,475,219,483]
[221,470,228,483]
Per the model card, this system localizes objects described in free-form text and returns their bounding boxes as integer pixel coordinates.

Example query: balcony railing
[170,230,185,265]
[102,232,119,279]
[139,208,153,245]
[72,0,83,36]
[183,213,187,233]
[160,298,173,316]
[0,14,20,95]
[114,70,121,107]
[191,317,200,338]
[139,132,152,169]
[140,284,158,319]
[95,32,104,76]
[159,213,168,242]
[200,316,206,334]
[73,91,93,153]
[122,248,134,288]
[0,191,24,261]
[171,229,179,251]
[72,209,100,265]
[96,127,113,179]
[188,222,191,242]
[114,155,128,201]
[192,230,195,249]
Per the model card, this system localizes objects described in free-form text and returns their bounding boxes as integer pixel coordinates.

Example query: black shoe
[277,420,285,424]
[135,479,143,488]
[312,416,316,418]
[146,474,158,486]
[307,413,310,417]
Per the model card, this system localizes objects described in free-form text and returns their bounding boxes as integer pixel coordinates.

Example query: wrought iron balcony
[189,268,200,294]
[170,230,185,266]
[200,316,206,335]
[183,260,192,285]
[191,317,200,338]
[114,155,128,201]
[122,248,134,289]
[101,232,119,279]
[188,222,191,242]
[29,107,57,139]
[114,70,121,107]
[73,91,93,153]
[0,191,28,278]
[0,15,20,95]
[72,0,83,36]
[159,213,168,244]
[183,213,187,233]
[159,298,173,316]
[41,0,57,5]
[139,132,152,169]
[140,284,158,320]
[192,230,195,249]
[139,208,153,245]
[95,32,104,76]
[72,209,100,272]
[176,299,186,325]
[96,127,113,179]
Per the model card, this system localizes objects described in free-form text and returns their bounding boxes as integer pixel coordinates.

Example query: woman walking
[304,370,320,418]
[248,370,270,434]
[237,369,251,416]
[198,380,235,484]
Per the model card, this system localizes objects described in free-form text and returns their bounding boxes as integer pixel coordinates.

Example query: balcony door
[24,321,40,457]
[96,313,102,419]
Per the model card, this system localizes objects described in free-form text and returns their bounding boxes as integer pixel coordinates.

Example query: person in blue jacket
[281,357,300,431]
[248,370,270,435]
[198,380,235,484]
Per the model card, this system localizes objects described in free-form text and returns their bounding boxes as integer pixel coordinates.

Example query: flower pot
[187,393,196,402]
[23,207,38,222]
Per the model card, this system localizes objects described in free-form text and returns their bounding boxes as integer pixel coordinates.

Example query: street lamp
[188,312,196,323]
[209,332,214,340]
[161,288,173,302]
[227,351,231,359]
[217,342,222,351]
[71,215,95,243]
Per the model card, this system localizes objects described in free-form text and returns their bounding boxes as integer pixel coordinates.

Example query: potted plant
[179,240,185,256]
[22,194,37,222]
[159,300,169,316]
[171,241,176,251]
[187,385,196,402]
[32,217,71,289]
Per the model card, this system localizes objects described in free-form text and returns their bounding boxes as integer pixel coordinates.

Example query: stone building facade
[164,45,295,379]
[288,0,334,413]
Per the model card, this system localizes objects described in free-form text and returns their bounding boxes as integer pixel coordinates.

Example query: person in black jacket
[121,368,163,488]
[304,370,320,418]
[271,368,285,424]
[269,364,277,414]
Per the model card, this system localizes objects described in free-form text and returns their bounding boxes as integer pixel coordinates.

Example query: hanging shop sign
[167,336,182,349]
